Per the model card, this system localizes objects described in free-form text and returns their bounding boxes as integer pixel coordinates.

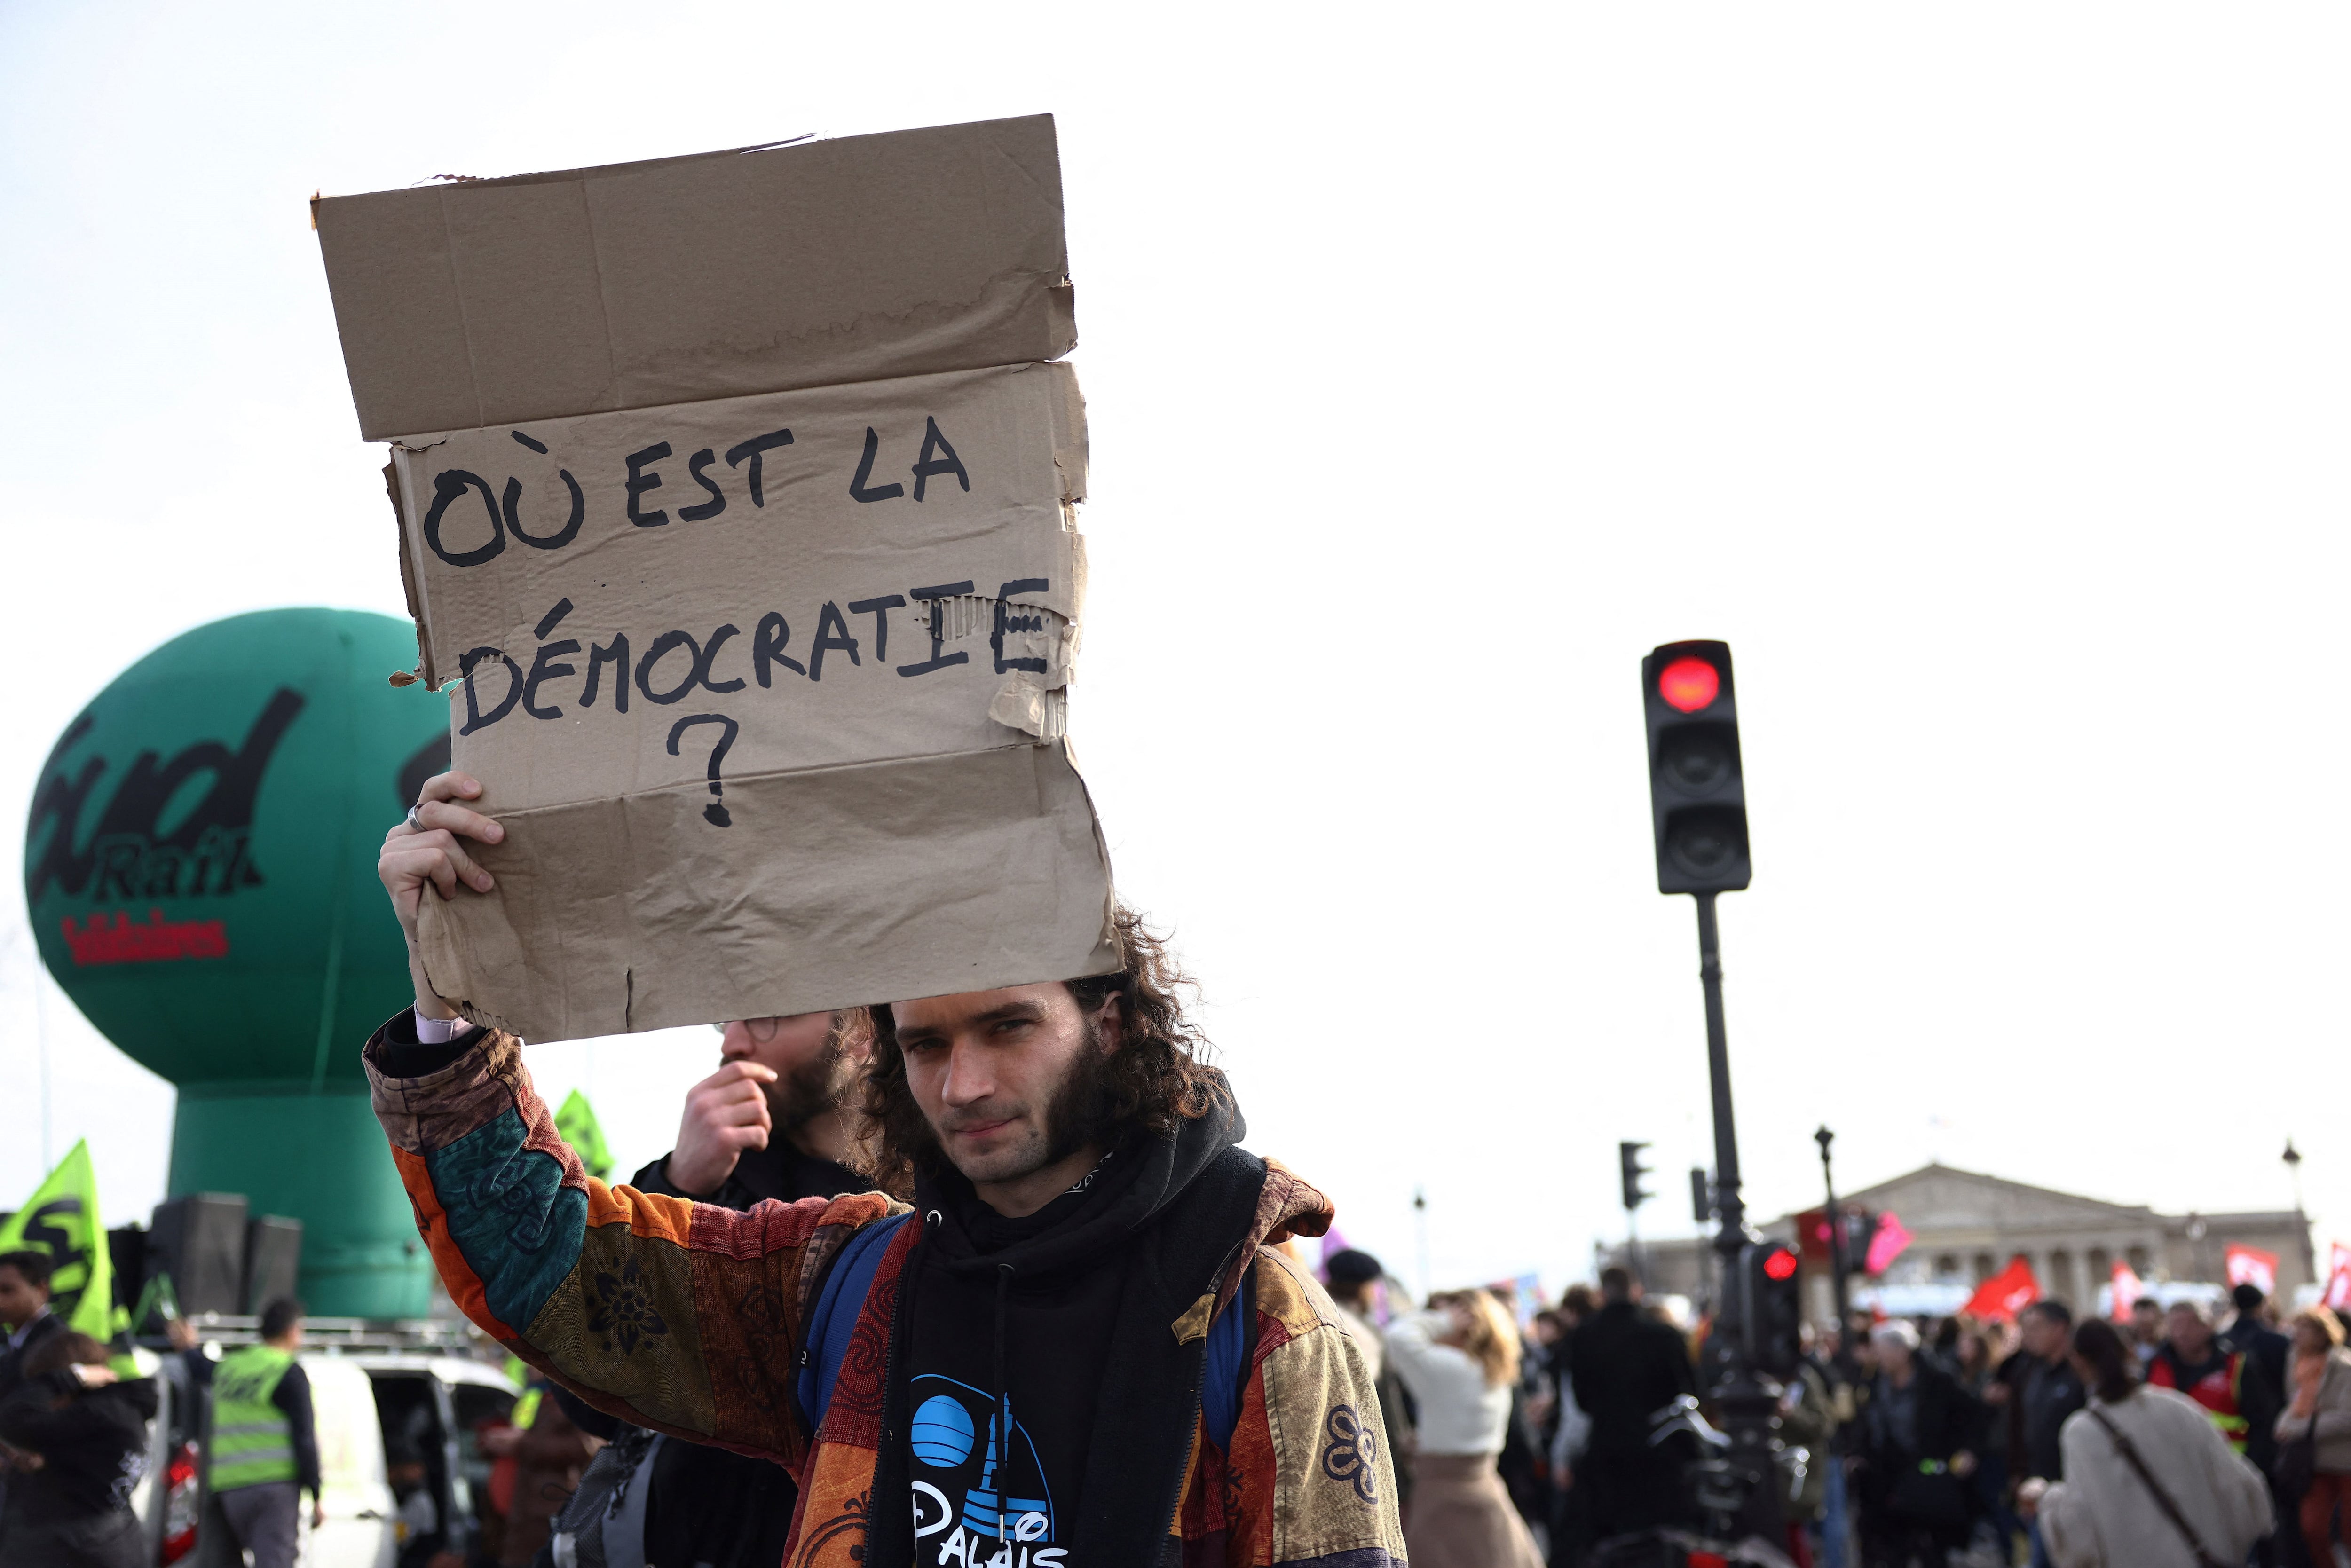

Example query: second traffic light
[1641,640,1750,895]
[1619,1141,1652,1212]
[1836,1208,1878,1276]
[1742,1240,1804,1378]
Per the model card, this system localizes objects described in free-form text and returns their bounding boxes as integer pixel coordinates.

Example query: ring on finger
[406,804,424,833]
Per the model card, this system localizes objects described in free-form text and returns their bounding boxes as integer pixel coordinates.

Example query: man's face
[2168,1305,2213,1359]
[0,1265,47,1328]
[722,1013,860,1132]
[2020,1311,2065,1360]
[894,983,1118,1185]
[2133,1300,2162,1341]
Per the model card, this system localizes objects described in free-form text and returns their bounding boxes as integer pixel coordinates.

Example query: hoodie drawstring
[994,1261,1014,1542]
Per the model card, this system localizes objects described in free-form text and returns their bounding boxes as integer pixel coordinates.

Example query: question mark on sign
[666,714,739,827]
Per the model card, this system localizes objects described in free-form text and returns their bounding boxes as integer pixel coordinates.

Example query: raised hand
[666,1059,780,1196]
[379,771,505,1018]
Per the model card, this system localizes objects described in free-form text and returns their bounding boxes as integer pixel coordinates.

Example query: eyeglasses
[711,1018,784,1040]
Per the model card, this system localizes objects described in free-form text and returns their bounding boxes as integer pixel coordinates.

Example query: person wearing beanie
[1325,1251,1389,1379]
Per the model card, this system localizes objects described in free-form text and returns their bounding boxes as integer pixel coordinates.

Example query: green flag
[555,1090,614,1182]
[0,1140,114,1338]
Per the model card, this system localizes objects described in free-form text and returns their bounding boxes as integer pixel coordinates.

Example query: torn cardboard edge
[383,461,434,688]
[311,134,820,218]
[417,738,1118,1042]
[315,115,1075,441]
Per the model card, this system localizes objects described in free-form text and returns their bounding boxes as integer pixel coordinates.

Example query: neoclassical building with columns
[1618,1162,2313,1318]
[1826,1162,2312,1305]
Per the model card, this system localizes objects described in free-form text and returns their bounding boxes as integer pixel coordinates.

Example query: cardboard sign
[315,118,1117,1040]
[314,118,1074,441]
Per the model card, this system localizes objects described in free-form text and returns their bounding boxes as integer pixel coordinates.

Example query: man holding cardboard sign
[370,766,1406,1568]
[333,120,1403,1567]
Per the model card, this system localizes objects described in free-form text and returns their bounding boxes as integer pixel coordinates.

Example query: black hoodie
[0,1371,158,1526]
[876,1088,1260,1568]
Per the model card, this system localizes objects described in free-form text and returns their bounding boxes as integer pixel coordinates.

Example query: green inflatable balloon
[23,608,451,1317]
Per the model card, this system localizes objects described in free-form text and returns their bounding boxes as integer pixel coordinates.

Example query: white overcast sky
[4,3,2348,1300]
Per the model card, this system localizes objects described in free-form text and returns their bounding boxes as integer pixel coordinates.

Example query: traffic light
[1743,1240,1804,1377]
[1690,1167,1714,1225]
[1641,640,1750,895]
[1838,1209,1878,1275]
[1619,1142,1652,1212]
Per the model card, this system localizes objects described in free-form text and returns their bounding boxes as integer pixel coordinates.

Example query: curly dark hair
[857,905,1226,1192]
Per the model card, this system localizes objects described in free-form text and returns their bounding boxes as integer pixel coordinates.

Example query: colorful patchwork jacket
[364,1017,1408,1567]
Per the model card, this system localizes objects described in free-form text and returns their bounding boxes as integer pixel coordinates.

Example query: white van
[347,1353,520,1565]
[302,1356,398,1568]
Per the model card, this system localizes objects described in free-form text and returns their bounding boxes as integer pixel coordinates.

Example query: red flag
[2225,1244,2279,1295]
[2323,1245,2351,1312]
[2109,1259,2143,1322]
[1865,1212,1913,1276]
[1963,1256,2041,1321]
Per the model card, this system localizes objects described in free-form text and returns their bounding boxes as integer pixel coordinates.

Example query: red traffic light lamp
[1744,1241,1805,1375]
[1657,655,1721,714]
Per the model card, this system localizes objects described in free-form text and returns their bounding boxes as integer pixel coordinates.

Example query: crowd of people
[8,1226,2342,1568]
[1326,1263,2350,1568]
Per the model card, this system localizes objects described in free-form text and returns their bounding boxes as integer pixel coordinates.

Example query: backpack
[546,1424,660,1568]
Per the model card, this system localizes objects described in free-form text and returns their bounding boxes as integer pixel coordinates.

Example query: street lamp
[1412,1186,1430,1304]
[2287,1141,2312,1290]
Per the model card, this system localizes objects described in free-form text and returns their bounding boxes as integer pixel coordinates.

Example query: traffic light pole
[1696,893,1743,1246]
[1693,891,1783,1542]
[1815,1126,1851,1333]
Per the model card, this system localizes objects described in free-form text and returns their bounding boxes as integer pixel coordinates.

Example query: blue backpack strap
[1200,1262,1257,1453]
[797,1211,912,1433]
